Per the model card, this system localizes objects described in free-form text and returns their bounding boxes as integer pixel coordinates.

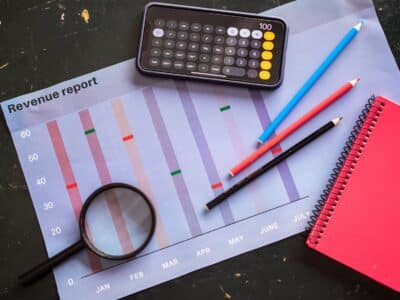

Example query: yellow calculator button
[259,71,271,80]
[263,31,275,40]
[261,51,273,60]
[260,61,272,70]
[262,41,274,50]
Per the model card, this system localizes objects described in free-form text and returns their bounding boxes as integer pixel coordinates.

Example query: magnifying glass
[19,183,156,285]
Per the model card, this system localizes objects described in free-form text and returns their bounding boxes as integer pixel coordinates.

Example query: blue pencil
[258,21,363,144]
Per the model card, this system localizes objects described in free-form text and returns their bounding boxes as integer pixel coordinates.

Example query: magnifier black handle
[18,240,85,285]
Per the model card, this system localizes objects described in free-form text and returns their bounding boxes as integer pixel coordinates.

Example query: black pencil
[205,117,342,211]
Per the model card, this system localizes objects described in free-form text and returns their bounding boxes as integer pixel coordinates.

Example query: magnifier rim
[79,182,156,260]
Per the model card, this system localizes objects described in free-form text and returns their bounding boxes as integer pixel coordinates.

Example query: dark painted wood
[0,1,399,299]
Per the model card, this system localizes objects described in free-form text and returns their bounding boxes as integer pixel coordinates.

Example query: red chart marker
[230,78,360,176]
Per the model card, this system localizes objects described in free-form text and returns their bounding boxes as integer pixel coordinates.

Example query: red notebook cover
[306,96,400,292]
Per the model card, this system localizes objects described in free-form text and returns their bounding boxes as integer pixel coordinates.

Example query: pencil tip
[257,139,264,145]
[350,77,361,86]
[204,205,210,212]
[229,171,235,177]
[332,117,342,125]
[354,20,363,31]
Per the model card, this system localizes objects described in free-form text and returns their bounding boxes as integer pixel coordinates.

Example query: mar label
[162,258,179,270]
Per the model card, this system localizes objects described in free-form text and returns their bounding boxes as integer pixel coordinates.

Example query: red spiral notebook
[306,95,400,292]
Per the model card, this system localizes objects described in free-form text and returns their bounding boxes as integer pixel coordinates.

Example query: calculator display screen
[137,3,287,88]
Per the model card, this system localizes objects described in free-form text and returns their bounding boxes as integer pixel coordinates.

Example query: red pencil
[230,78,360,177]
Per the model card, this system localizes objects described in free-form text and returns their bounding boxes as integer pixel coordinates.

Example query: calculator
[137,3,288,88]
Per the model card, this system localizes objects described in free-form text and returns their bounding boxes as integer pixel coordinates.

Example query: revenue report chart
[3,1,400,299]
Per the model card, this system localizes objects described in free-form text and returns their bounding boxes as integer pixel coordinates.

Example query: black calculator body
[137,3,288,88]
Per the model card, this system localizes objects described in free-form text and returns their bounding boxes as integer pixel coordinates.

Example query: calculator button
[164,39,175,49]
[213,45,224,55]
[150,48,161,57]
[262,51,273,60]
[188,43,199,51]
[211,55,223,64]
[238,39,249,47]
[203,24,214,33]
[215,26,225,35]
[210,65,221,73]
[214,36,225,45]
[177,31,188,40]
[223,66,245,77]
[176,41,187,50]
[251,30,262,39]
[152,28,164,38]
[202,34,213,43]
[161,59,172,68]
[225,47,236,56]
[239,28,250,38]
[178,21,190,30]
[248,59,259,68]
[263,31,276,40]
[260,61,272,70]
[166,20,177,29]
[259,70,271,80]
[237,48,248,57]
[223,56,235,65]
[262,41,274,50]
[175,51,185,60]
[199,54,211,63]
[154,19,165,27]
[198,63,209,72]
[191,23,202,32]
[187,52,198,61]
[173,61,184,69]
[200,44,211,53]
[149,57,160,66]
[227,27,238,36]
[165,30,176,39]
[162,49,174,58]
[186,62,197,71]
[152,39,162,47]
[236,58,247,67]
[247,69,258,78]
[226,37,237,46]
[249,49,260,58]
[250,40,261,49]
[189,33,201,42]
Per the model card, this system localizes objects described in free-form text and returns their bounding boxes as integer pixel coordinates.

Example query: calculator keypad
[138,4,287,88]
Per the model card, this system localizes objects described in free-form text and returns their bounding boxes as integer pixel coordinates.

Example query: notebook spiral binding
[306,95,387,245]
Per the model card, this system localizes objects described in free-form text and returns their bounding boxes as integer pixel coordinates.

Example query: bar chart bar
[143,87,202,237]
[175,80,235,225]
[47,120,102,271]
[79,109,134,254]
[249,89,300,202]
[111,99,170,248]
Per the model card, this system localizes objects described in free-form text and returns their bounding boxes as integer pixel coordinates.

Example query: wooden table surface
[1,1,399,299]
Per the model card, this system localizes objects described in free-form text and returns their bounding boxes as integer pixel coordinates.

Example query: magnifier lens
[83,187,153,257]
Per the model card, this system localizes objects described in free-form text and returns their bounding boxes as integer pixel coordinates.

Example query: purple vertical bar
[249,89,300,202]
[175,80,234,225]
[143,87,202,236]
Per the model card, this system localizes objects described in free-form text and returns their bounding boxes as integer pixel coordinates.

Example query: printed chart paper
[2,1,399,299]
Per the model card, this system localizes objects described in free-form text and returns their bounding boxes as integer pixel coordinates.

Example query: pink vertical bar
[47,120,102,271]
[112,99,169,248]
[79,109,134,254]
[213,86,266,212]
